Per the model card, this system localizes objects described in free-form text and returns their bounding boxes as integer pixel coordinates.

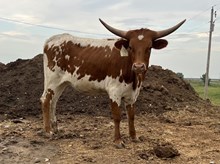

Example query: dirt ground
[0,54,220,164]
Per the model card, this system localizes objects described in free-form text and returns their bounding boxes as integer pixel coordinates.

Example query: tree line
[176,72,211,86]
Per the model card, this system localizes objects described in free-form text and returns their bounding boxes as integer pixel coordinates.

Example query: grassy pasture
[187,79,220,106]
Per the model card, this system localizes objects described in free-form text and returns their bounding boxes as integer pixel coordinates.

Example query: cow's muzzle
[132,63,146,73]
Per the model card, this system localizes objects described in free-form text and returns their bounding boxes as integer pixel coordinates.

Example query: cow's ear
[115,39,129,57]
[152,39,168,49]
[114,39,129,50]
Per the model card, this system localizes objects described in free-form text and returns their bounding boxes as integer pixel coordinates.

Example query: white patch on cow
[120,69,123,76]
[138,35,144,40]
[45,33,116,50]
[65,55,70,61]
[120,46,128,57]
[59,46,62,52]
[55,51,59,55]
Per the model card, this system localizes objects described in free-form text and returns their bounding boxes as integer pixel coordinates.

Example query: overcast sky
[0,0,220,78]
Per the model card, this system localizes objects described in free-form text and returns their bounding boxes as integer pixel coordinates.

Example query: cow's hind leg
[41,88,54,134]
[41,83,67,135]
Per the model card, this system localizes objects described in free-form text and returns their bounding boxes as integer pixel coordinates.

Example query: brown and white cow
[41,18,185,148]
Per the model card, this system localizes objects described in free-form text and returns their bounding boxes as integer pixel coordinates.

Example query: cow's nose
[132,63,146,72]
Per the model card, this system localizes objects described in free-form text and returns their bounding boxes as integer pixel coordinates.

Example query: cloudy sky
[0,0,220,78]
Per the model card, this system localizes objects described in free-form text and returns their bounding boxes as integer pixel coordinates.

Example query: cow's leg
[41,88,54,134]
[111,101,124,148]
[41,83,67,135]
[126,104,137,141]
[49,86,66,134]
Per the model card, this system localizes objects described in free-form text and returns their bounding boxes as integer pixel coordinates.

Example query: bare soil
[0,54,220,164]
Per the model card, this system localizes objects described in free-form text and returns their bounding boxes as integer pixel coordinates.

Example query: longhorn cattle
[41,18,185,148]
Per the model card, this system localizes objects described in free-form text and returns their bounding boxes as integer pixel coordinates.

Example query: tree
[200,73,211,86]
[176,72,184,79]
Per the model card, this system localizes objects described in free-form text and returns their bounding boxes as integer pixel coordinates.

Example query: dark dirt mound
[0,54,207,120]
[0,62,6,70]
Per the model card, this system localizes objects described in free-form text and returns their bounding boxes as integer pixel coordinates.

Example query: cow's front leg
[126,104,137,142]
[111,101,124,148]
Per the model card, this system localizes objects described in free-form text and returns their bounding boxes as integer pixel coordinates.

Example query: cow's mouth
[132,63,146,74]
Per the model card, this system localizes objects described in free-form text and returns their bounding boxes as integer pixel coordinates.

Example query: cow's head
[99,19,185,75]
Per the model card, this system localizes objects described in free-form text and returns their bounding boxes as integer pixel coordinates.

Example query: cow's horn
[99,18,128,39]
[155,19,186,39]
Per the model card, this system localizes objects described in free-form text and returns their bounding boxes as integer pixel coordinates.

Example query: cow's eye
[128,46,134,52]
[146,48,152,53]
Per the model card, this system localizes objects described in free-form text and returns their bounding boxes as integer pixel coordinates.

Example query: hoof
[114,140,125,149]
[49,130,61,140]
[37,129,59,139]
[131,137,140,143]
[36,129,46,137]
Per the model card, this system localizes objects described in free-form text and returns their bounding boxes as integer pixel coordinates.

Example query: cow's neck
[132,73,145,90]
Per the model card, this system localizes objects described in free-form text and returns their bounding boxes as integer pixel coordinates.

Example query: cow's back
[42,34,132,95]
[43,33,118,73]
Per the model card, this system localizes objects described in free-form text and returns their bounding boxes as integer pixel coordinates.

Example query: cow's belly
[62,72,141,105]
[69,75,107,95]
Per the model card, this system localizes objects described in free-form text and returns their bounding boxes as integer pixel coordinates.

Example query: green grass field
[188,79,220,106]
